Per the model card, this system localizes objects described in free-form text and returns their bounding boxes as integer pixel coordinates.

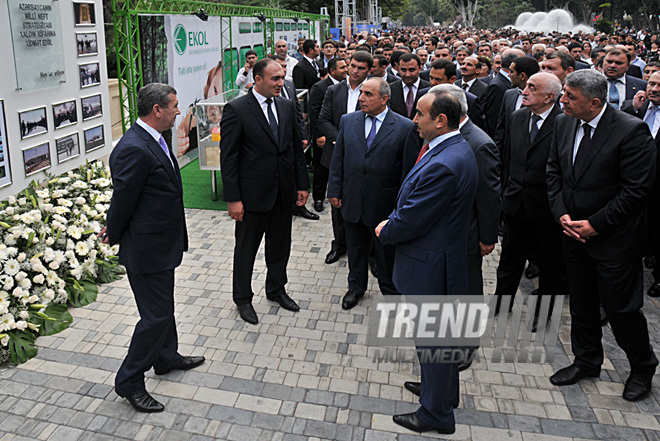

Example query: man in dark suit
[293,39,321,90]
[308,58,348,212]
[327,78,420,310]
[621,70,660,297]
[454,56,487,99]
[494,73,564,330]
[547,69,658,401]
[221,58,310,325]
[603,47,647,109]
[105,83,204,413]
[317,39,336,69]
[370,55,399,83]
[494,56,540,187]
[319,51,373,265]
[389,53,431,119]
[482,48,524,136]
[376,91,478,434]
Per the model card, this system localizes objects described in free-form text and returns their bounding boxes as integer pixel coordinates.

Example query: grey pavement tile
[207,404,254,426]
[567,404,597,422]
[48,426,84,441]
[305,390,335,406]
[349,394,397,414]
[166,397,211,416]
[304,420,339,438]
[262,383,293,401]
[506,414,541,432]
[228,424,263,440]
[455,409,494,428]
[539,418,596,439]
[252,413,285,431]
[220,376,264,395]
[592,424,648,441]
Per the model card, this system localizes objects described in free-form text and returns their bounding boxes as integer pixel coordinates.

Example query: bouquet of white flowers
[0,161,124,364]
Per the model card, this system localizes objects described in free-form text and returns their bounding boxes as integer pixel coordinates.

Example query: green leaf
[8,330,38,364]
[67,278,98,308]
[33,304,73,336]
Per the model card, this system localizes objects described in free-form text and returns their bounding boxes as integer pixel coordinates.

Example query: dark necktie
[608,79,620,109]
[462,82,469,91]
[406,86,415,118]
[529,114,542,144]
[573,123,591,175]
[312,60,319,74]
[265,98,279,141]
[366,116,378,149]
[415,143,430,164]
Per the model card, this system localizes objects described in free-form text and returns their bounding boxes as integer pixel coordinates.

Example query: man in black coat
[293,39,321,90]
[388,53,431,119]
[454,56,487,99]
[482,48,524,136]
[221,59,310,325]
[308,58,348,211]
[494,73,564,330]
[603,47,647,109]
[547,69,658,401]
[621,70,660,297]
[105,83,204,413]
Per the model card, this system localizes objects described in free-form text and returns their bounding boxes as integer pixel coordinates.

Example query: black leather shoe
[154,356,206,375]
[623,369,655,401]
[369,261,378,278]
[267,293,300,312]
[458,360,473,372]
[404,381,421,396]
[314,200,324,212]
[550,364,600,386]
[644,255,656,269]
[292,206,319,220]
[392,412,455,434]
[525,262,539,279]
[342,292,364,310]
[117,390,164,413]
[237,303,258,325]
[325,250,345,264]
[648,282,660,298]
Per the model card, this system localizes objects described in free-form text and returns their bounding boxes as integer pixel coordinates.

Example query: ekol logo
[173,23,209,55]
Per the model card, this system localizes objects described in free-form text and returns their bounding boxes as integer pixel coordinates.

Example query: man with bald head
[275,39,298,81]
[494,73,564,331]
[482,48,525,136]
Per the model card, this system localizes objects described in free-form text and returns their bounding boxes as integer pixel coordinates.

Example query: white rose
[43,289,55,300]
[0,335,8,347]
[17,253,26,262]
[48,261,59,270]
[6,207,14,215]
[18,311,29,320]
[14,321,27,330]
[33,274,44,284]
[45,237,55,246]
[7,196,15,204]
[14,271,26,282]
[17,198,26,206]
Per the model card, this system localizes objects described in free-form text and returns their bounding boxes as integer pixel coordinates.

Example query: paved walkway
[0,205,659,441]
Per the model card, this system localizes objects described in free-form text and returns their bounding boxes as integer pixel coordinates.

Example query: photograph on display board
[52,100,78,130]
[55,133,80,164]
[18,107,48,140]
[0,101,12,187]
[76,32,98,56]
[79,62,100,88]
[74,2,96,26]
[23,142,51,177]
[81,94,102,120]
[84,125,104,152]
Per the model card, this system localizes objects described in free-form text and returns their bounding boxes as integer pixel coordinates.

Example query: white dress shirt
[252,88,278,125]
[403,78,421,103]
[645,103,660,138]
[607,75,626,103]
[364,107,388,138]
[529,105,554,133]
[235,68,254,88]
[420,129,460,161]
[573,105,607,163]
[347,80,364,113]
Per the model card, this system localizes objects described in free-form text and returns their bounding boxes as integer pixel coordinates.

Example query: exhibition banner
[165,15,221,160]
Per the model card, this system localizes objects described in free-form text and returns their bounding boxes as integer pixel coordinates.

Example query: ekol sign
[173,23,209,55]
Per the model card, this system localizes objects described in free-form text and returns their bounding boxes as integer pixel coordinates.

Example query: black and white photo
[84,125,104,152]
[23,142,51,176]
[52,100,78,130]
[76,32,98,56]
[0,100,11,187]
[79,62,100,88]
[18,107,48,140]
[55,133,80,164]
[81,94,102,120]
[74,2,96,26]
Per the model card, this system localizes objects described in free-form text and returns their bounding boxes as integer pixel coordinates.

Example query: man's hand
[633,90,647,111]
[302,140,309,150]
[316,136,326,148]
[479,241,495,257]
[97,226,109,244]
[297,191,308,206]
[244,61,251,73]
[328,197,342,208]
[566,219,598,239]
[228,201,245,222]
[375,220,389,237]
[559,214,585,242]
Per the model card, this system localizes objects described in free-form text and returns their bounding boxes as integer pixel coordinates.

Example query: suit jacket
[482,71,512,136]
[308,76,334,140]
[621,99,660,199]
[389,79,431,119]
[293,57,320,90]
[460,119,502,254]
[220,89,309,212]
[616,75,647,101]
[494,88,523,186]
[420,69,430,82]
[107,123,188,274]
[575,60,591,70]
[318,80,361,167]
[504,105,562,227]
[627,64,643,79]
[546,105,656,261]
[283,78,307,142]
[379,133,478,296]
[327,109,421,227]
[455,77,487,99]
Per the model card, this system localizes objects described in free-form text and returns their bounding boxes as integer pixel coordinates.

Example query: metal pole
[211,171,218,201]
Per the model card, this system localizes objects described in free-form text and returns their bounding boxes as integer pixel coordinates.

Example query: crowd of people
[105,25,660,435]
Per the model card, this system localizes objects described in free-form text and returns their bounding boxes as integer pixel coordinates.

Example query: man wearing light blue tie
[327,78,420,310]
[603,48,646,109]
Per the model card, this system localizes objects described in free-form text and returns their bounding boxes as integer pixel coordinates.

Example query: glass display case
[195,89,247,170]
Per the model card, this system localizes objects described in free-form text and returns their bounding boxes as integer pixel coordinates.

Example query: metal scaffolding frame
[111,0,328,132]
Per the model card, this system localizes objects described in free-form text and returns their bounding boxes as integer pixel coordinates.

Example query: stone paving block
[539,418,595,439]
[507,415,542,433]
[206,404,254,425]
[47,426,83,441]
